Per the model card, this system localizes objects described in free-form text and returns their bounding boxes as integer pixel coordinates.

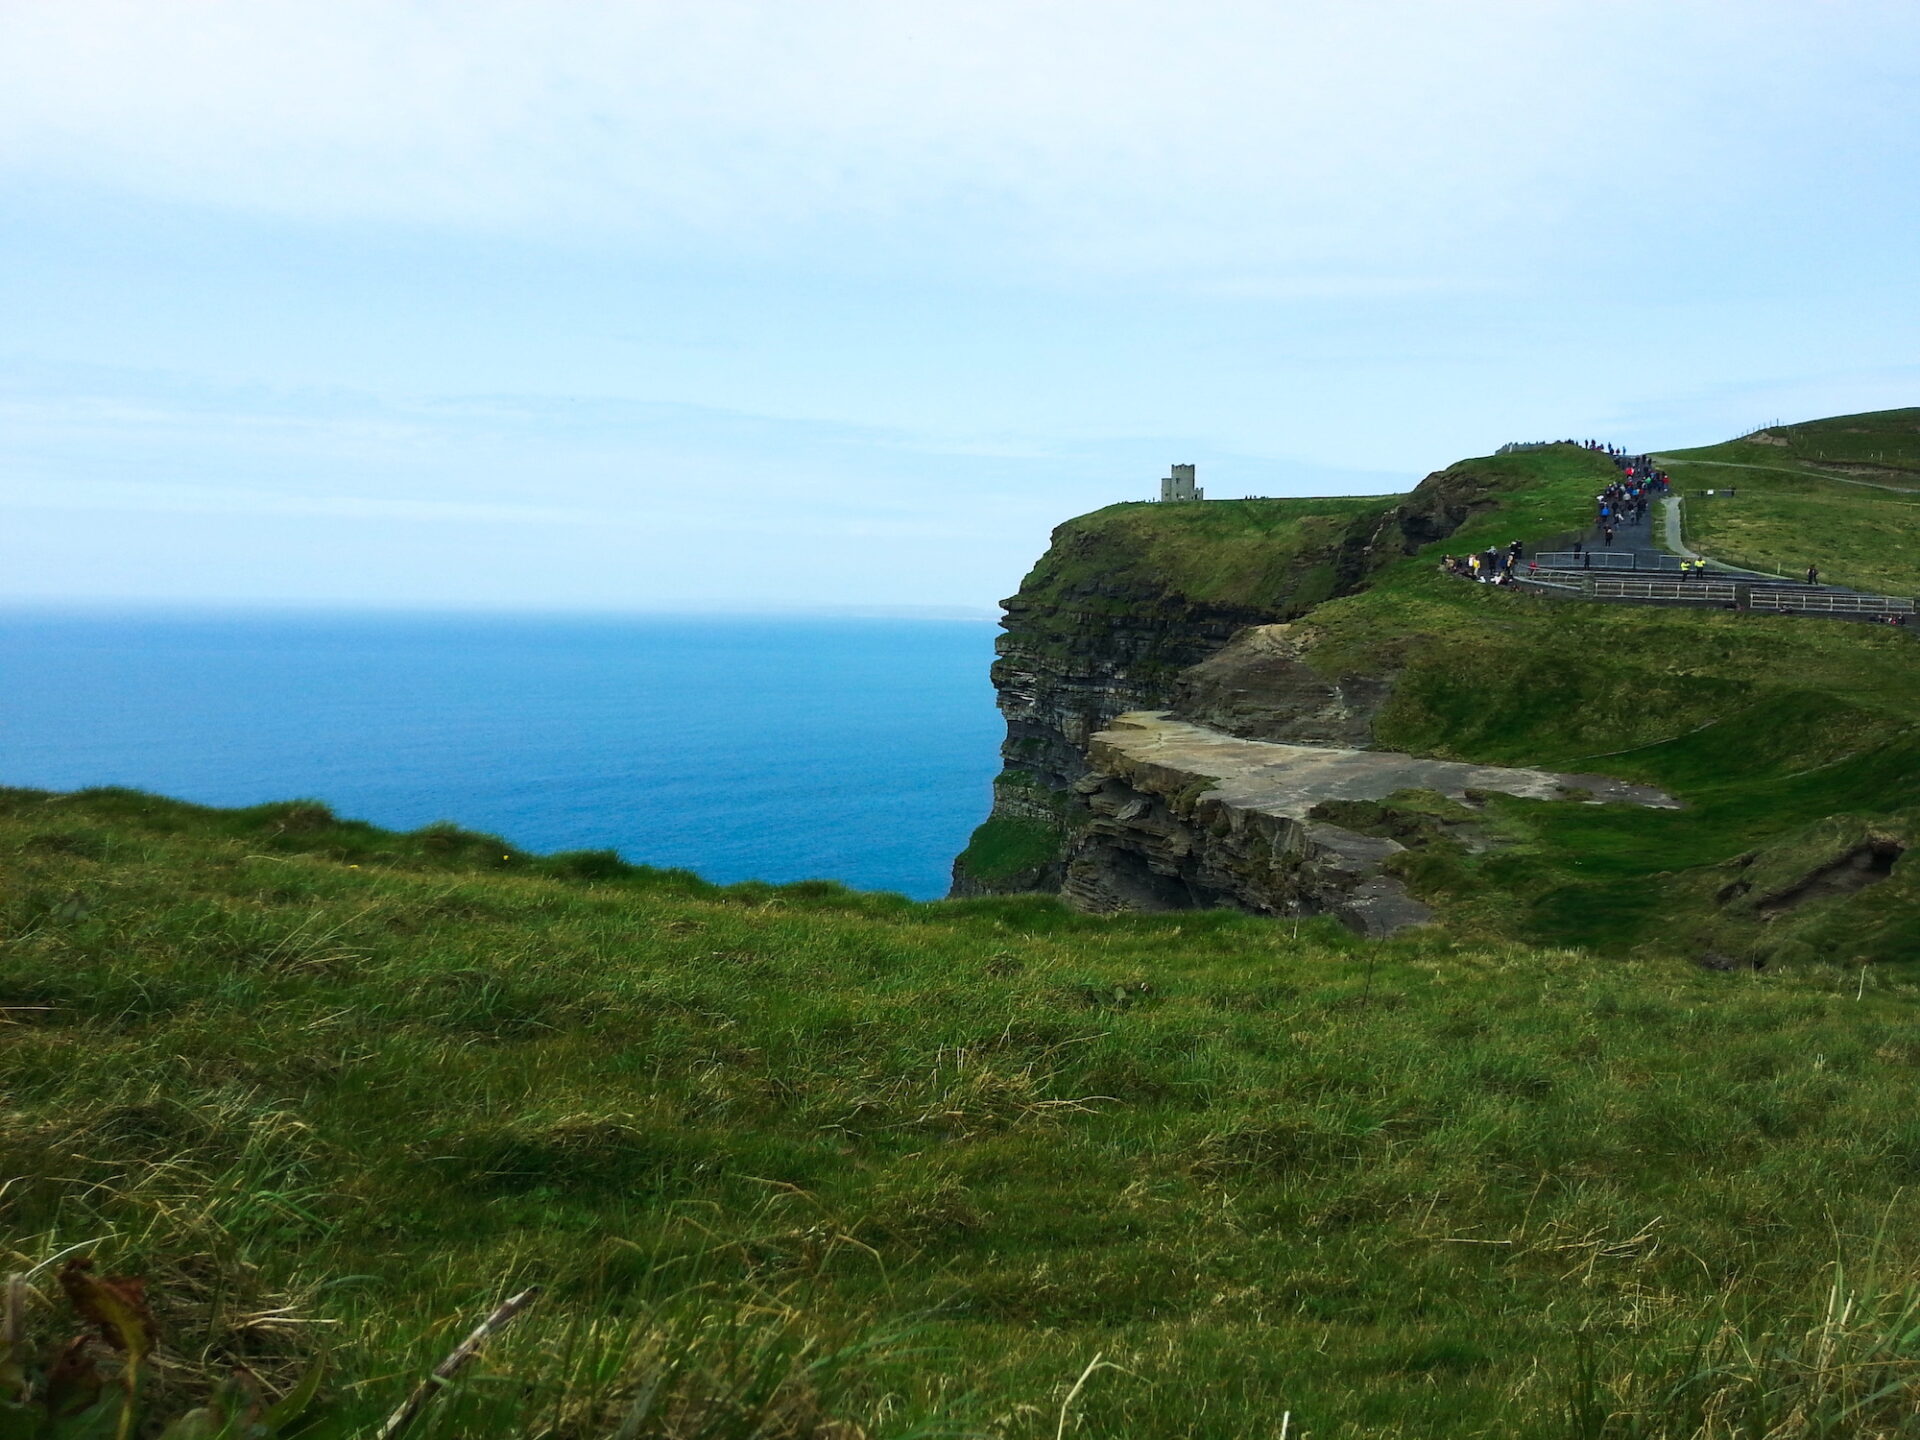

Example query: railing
[1513,569,1917,616]
[1593,577,1739,603]
[1523,568,1589,589]
[1751,589,1915,614]
[1533,551,1682,571]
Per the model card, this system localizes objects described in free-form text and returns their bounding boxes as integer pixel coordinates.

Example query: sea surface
[0,610,1004,900]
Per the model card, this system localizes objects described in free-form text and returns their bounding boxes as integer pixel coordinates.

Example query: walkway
[1511,501,1914,622]
[1570,490,1665,566]
[1661,496,1698,561]
[1475,460,1916,624]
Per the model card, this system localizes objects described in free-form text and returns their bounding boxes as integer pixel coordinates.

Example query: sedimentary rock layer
[1061,712,1679,935]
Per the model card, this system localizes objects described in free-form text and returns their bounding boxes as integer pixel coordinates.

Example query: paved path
[1562,484,1882,591]
[1566,489,1667,565]
[1657,497,1787,580]
[1661,496,1699,560]
[1506,478,1913,621]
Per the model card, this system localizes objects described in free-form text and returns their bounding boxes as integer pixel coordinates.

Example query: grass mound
[10,787,1920,1436]
[1023,495,1397,614]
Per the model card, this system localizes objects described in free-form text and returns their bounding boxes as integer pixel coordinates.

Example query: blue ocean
[0,611,1004,900]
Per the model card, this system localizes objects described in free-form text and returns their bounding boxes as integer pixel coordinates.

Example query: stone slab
[1094,712,1681,818]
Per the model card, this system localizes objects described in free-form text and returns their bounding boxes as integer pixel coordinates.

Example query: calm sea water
[0,611,1004,900]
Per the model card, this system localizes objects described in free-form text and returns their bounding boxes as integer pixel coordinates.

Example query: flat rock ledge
[1063,711,1680,936]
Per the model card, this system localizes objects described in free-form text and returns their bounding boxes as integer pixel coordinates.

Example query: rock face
[968,591,1286,898]
[1058,713,1679,936]
[992,589,1278,795]
[1170,624,1391,747]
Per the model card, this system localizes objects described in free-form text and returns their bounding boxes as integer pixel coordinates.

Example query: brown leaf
[43,1335,103,1418]
[58,1259,156,1363]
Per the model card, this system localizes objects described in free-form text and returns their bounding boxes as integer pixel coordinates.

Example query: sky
[4,0,1918,612]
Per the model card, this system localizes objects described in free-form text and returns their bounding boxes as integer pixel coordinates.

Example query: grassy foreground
[9,788,1920,1437]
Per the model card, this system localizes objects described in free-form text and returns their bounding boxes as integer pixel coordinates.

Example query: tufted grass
[10,786,1920,1435]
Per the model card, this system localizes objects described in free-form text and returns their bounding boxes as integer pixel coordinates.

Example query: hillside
[10,788,1920,1439]
[1292,459,1920,963]
[957,421,1920,965]
[1658,409,1920,594]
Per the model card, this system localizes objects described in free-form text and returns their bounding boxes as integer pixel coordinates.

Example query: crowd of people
[1591,454,1670,544]
[1440,540,1528,584]
[1427,442,1912,629]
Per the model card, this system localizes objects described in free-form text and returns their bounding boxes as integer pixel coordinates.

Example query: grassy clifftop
[1659,410,1920,594]
[12,787,1920,1438]
[1282,426,1920,964]
[1010,441,1623,623]
[1018,495,1396,615]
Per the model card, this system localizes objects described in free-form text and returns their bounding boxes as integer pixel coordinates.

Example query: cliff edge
[952,433,1920,964]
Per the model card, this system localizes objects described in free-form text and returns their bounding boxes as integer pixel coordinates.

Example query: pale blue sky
[4,1,1918,611]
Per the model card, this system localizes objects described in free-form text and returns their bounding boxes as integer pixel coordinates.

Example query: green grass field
[1290,440,1920,966]
[1027,496,1398,613]
[11,788,1920,1438]
[1658,411,1920,595]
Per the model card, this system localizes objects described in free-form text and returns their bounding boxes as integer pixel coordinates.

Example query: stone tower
[1159,463,1203,502]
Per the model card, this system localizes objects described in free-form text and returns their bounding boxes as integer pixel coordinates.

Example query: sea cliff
[949,467,1507,914]
[948,442,1920,964]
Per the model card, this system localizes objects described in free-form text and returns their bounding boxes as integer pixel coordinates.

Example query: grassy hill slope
[963,427,1920,967]
[1287,437,1920,964]
[1658,410,1920,595]
[10,788,1920,1438]
[1020,495,1398,615]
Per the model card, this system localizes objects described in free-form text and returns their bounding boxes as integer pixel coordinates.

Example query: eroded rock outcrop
[1169,624,1391,747]
[1059,713,1680,936]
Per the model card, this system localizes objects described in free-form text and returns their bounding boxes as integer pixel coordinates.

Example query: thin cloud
[9,1,1910,285]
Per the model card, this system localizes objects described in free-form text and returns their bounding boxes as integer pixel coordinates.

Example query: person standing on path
[1807,565,1820,585]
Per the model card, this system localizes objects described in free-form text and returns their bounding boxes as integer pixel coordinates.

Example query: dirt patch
[1756,839,1904,916]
